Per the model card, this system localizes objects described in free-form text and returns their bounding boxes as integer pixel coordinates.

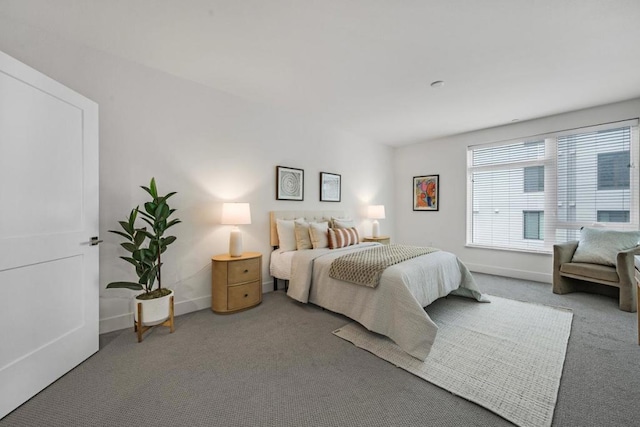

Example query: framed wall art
[413,174,439,211]
[320,172,341,202]
[276,166,304,201]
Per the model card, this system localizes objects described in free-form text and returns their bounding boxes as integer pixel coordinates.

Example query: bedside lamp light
[368,205,385,238]
[221,203,251,257]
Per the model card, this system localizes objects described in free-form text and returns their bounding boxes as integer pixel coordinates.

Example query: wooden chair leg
[169,296,175,334]
[137,303,143,343]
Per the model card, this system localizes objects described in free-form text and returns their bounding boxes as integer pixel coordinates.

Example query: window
[467,121,639,252]
[523,211,544,240]
[598,151,630,190]
[524,166,544,193]
[597,210,630,223]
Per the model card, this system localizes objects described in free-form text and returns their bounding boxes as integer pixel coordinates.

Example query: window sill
[465,244,552,256]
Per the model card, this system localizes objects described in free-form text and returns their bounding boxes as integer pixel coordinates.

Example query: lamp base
[229,227,243,257]
[372,220,380,238]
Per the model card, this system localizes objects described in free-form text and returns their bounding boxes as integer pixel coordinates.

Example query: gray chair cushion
[560,262,619,283]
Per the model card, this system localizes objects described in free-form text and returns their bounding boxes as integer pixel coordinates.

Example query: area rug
[333,295,573,427]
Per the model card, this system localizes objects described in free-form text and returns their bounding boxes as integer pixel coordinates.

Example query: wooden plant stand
[133,295,175,342]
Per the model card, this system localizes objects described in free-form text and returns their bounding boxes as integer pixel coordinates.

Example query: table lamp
[221,202,251,257]
[368,205,385,238]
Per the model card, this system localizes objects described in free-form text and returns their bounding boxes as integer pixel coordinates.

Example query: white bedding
[285,243,489,361]
[270,249,296,280]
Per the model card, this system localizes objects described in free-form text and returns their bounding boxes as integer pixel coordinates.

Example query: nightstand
[363,235,391,245]
[211,252,262,313]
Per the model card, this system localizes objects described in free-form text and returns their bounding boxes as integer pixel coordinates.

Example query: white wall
[394,98,640,283]
[0,18,395,333]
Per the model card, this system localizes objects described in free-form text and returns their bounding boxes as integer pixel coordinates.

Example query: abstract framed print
[276,166,304,201]
[413,175,439,211]
[320,172,341,202]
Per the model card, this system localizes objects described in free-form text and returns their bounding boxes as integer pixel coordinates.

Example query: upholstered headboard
[269,210,345,247]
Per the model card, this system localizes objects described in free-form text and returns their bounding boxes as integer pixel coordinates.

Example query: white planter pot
[133,290,174,326]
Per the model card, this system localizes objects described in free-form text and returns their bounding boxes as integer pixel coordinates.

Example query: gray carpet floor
[1,273,639,426]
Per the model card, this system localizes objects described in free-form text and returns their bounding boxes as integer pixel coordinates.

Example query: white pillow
[571,227,640,266]
[276,219,297,252]
[332,217,355,229]
[294,219,312,250]
[309,221,329,249]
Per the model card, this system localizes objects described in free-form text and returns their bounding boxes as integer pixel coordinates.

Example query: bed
[269,210,489,361]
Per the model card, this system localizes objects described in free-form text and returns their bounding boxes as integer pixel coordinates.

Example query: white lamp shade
[368,205,386,219]
[221,203,251,225]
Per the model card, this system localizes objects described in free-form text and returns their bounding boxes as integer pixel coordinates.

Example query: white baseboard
[466,263,552,284]
[100,281,276,334]
[262,280,277,293]
[99,295,211,334]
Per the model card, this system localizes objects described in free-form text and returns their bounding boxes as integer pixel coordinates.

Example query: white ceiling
[3,0,640,146]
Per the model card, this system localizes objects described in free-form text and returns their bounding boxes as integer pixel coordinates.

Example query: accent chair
[552,228,640,312]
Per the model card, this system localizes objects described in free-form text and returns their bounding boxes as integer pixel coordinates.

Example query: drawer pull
[244,293,249,298]
[244,269,249,273]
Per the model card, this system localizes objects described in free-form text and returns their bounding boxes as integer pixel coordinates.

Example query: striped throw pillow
[328,227,360,249]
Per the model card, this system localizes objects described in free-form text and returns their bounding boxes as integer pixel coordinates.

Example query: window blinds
[467,119,639,252]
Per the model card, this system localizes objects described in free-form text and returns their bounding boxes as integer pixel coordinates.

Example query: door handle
[89,236,103,246]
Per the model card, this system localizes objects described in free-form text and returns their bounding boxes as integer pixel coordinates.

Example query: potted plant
[107,178,181,336]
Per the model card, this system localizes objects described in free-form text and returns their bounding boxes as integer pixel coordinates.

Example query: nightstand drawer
[228,258,260,284]
[212,252,262,313]
[228,281,261,310]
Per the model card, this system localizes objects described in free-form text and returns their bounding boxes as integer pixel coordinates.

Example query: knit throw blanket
[329,244,439,288]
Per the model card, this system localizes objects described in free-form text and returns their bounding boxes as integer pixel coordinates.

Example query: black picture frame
[276,166,304,201]
[320,172,341,202]
[413,174,439,211]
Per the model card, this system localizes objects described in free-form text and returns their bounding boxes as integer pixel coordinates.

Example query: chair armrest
[616,246,640,312]
[618,245,640,257]
[553,241,579,267]
[552,241,579,295]
[617,245,640,282]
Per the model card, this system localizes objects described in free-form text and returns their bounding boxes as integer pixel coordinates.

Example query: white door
[0,51,99,419]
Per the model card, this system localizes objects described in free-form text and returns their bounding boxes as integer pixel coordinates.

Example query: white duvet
[286,243,489,361]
